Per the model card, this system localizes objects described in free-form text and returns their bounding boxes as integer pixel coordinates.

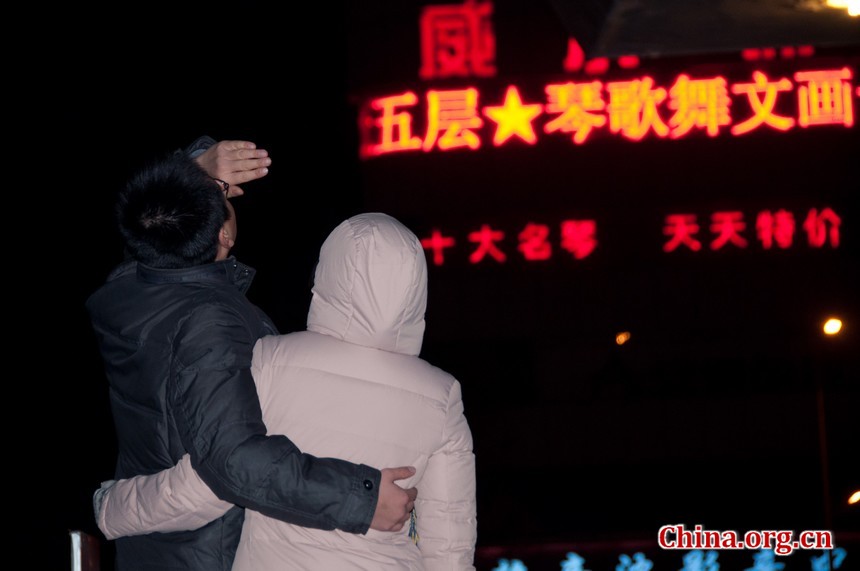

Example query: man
[87,138,416,570]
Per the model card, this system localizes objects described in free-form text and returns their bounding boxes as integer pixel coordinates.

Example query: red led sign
[419,207,840,266]
[360,68,856,158]
[419,0,496,80]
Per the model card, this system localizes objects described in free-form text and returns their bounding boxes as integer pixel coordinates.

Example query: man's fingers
[216,144,268,167]
[369,467,418,532]
[235,157,272,173]
[219,140,258,152]
[225,185,245,198]
[386,466,417,481]
[230,165,270,184]
[230,148,268,161]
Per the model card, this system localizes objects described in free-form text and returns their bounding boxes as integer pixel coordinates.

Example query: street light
[823,317,843,335]
[825,0,860,17]
[816,314,845,532]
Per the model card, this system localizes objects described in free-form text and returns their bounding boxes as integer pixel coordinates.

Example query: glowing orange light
[615,332,631,345]
[826,0,860,17]
[483,86,543,146]
[849,491,860,504]
[823,318,843,335]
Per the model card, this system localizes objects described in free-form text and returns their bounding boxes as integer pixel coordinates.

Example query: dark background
[31,1,858,569]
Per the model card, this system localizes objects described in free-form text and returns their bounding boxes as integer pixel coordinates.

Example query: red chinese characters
[803,207,842,248]
[416,207,841,266]
[709,211,748,250]
[663,208,841,253]
[468,224,507,263]
[794,68,855,128]
[518,223,552,261]
[731,71,796,135]
[419,0,497,80]
[560,220,598,260]
[360,67,856,158]
[544,81,606,144]
[756,210,795,249]
[420,219,599,266]
[424,88,484,150]
[667,75,732,138]
[420,229,457,266]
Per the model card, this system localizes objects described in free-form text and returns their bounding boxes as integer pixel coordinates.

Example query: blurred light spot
[741,48,761,61]
[849,491,860,505]
[780,46,796,59]
[826,0,860,16]
[617,55,640,69]
[823,318,843,335]
[584,57,609,75]
[615,331,631,345]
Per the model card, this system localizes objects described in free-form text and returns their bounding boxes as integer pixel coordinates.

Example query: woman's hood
[306,212,427,356]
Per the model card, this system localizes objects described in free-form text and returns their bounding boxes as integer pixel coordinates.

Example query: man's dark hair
[117,152,229,268]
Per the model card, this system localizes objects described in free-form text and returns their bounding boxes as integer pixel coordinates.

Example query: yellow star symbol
[483,86,543,146]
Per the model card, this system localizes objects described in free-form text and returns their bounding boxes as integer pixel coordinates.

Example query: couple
[87,137,477,570]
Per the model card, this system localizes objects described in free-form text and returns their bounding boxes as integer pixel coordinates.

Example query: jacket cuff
[180,135,217,158]
[94,480,117,540]
[338,464,381,535]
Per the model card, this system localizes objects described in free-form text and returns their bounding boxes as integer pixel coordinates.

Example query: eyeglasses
[212,178,230,197]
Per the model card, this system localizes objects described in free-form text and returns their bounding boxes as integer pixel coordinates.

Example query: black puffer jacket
[87,257,381,570]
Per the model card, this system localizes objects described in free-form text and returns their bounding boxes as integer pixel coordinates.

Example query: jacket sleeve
[179,134,216,158]
[97,454,231,540]
[171,301,380,534]
[416,380,478,570]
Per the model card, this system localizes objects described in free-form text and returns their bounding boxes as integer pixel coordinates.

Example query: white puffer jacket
[98,212,477,570]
